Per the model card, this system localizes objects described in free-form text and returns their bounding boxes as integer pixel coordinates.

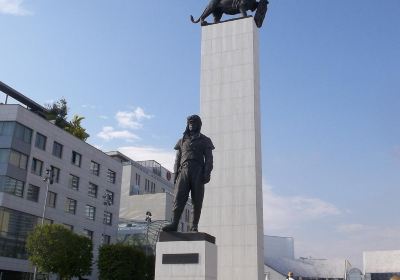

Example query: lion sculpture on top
[191,0,268,27]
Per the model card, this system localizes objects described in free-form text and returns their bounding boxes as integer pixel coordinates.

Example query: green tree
[26,224,93,279]
[98,243,155,280]
[45,98,90,141]
[46,98,68,128]
[65,115,90,141]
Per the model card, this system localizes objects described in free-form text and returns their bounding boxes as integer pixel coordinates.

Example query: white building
[0,86,122,279]
[108,151,193,233]
[363,250,400,280]
[264,235,359,280]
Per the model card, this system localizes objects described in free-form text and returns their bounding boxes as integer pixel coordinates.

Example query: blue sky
[1,0,399,267]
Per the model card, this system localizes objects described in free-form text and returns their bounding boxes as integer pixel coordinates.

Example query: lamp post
[32,168,53,280]
[145,211,152,256]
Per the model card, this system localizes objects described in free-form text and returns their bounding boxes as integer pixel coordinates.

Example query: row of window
[61,196,113,225]
[0,207,112,260]
[0,121,32,144]
[134,173,160,194]
[0,175,114,206]
[0,121,117,183]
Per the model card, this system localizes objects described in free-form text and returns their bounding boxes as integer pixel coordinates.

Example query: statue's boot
[190,224,198,232]
[190,207,201,232]
[162,210,182,232]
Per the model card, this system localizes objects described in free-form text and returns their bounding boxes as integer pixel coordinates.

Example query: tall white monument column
[199,17,264,280]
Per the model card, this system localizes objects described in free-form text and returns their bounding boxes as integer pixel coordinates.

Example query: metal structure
[118,218,169,255]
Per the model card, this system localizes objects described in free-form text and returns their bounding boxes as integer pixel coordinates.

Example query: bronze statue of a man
[162,115,214,232]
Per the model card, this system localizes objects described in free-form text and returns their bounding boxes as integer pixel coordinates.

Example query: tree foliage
[65,115,90,141]
[45,98,90,141]
[26,224,93,279]
[46,98,68,128]
[98,243,155,280]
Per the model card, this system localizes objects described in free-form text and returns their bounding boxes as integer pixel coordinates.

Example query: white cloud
[0,0,32,15]
[118,146,175,171]
[97,126,139,142]
[98,115,109,120]
[116,107,153,129]
[263,183,341,231]
[335,223,370,234]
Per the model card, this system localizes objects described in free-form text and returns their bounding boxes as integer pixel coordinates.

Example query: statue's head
[185,114,202,135]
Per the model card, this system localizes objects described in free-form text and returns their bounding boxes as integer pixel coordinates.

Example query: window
[69,174,79,191]
[102,234,111,245]
[107,169,116,184]
[65,198,77,214]
[14,123,32,144]
[103,211,112,225]
[50,166,60,183]
[9,150,28,170]
[90,161,100,176]
[161,188,165,193]
[52,141,63,158]
[88,182,98,198]
[145,179,150,193]
[0,176,24,197]
[47,191,57,208]
[83,229,93,241]
[0,121,15,136]
[31,158,43,176]
[85,205,96,220]
[27,184,40,202]
[71,151,81,167]
[104,190,114,205]
[135,173,141,186]
[35,133,47,150]
[150,182,156,193]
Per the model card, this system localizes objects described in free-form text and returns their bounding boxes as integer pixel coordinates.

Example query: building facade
[363,250,400,280]
[0,104,122,279]
[108,152,193,232]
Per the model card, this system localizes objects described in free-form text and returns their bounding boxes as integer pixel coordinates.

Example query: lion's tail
[190,15,200,23]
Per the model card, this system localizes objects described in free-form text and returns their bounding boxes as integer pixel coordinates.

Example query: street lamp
[33,167,53,280]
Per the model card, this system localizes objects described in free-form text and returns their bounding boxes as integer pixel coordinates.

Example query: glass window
[35,133,47,150]
[46,191,57,208]
[71,151,81,167]
[14,123,32,144]
[103,190,114,205]
[0,207,38,259]
[83,229,93,241]
[107,169,116,184]
[9,150,28,170]
[151,182,155,193]
[145,179,150,193]
[52,141,63,158]
[88,183,98,198]
[50,166,60,184]
[27,184,40,202]
[102,234,111,245]
[85,205,96,220]
[0,176,24,197]
[0,121,15,136]
[135,173,141,186]
[0,149,10,163]
[65,198,77,214]
[90,161,100,176]
[31,158,43,176]
[103,211,112,225]
[69,174,79,191]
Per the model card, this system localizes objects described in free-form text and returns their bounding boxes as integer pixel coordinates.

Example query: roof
[265,257,348,278]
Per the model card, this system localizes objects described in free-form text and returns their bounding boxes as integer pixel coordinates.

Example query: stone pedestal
[199,17,265,280]
[155,232,217,280]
